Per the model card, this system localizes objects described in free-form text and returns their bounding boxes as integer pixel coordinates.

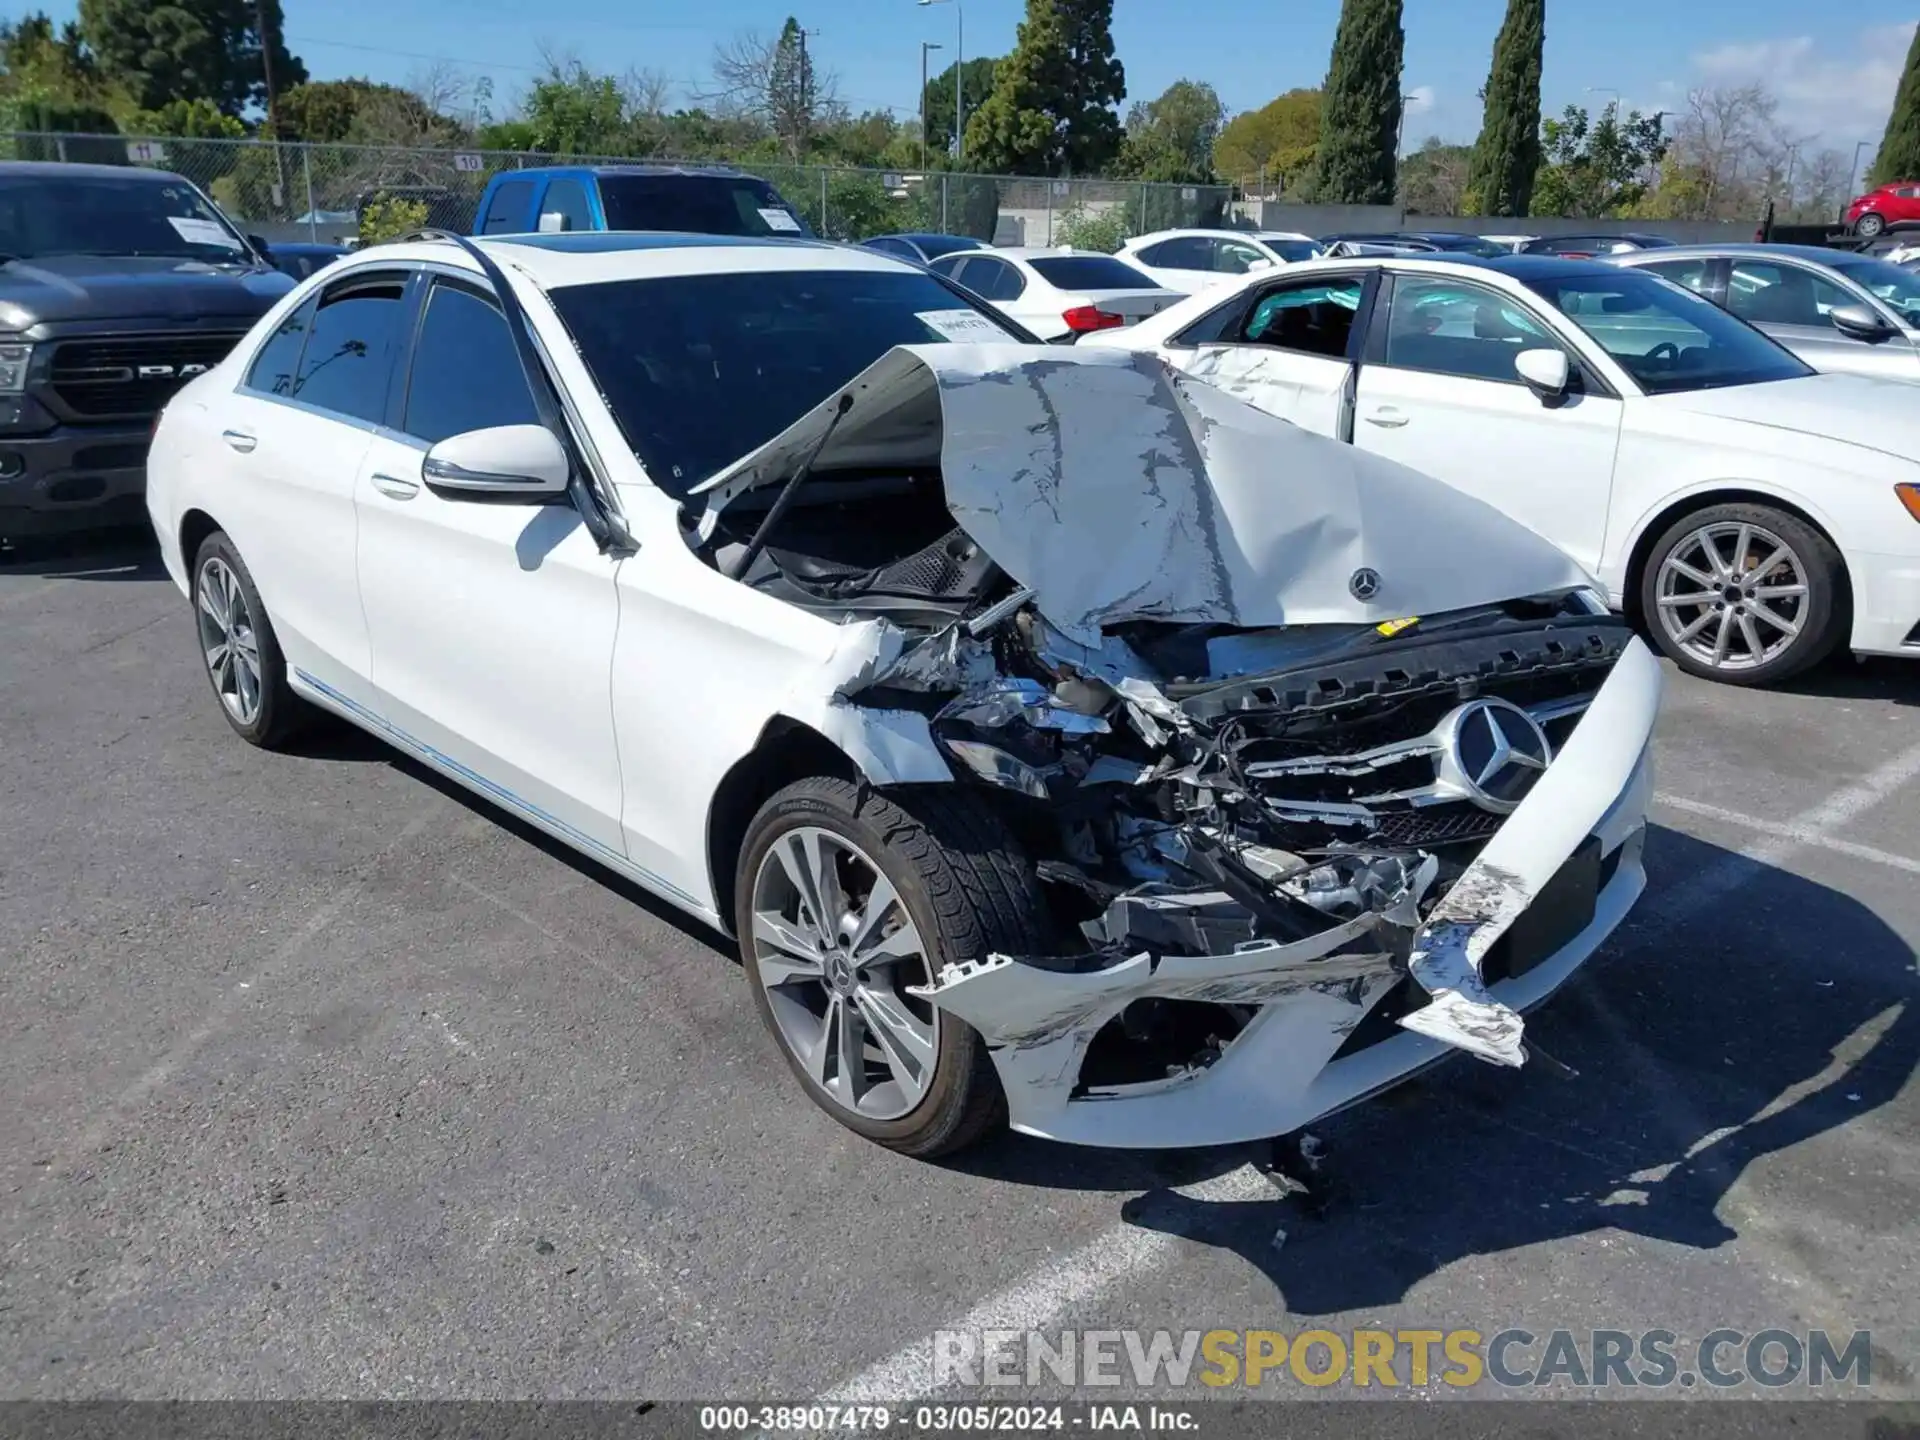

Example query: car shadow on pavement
[1780,654,1920,707]
[976,825,1920,1315]
[0,528,164,581]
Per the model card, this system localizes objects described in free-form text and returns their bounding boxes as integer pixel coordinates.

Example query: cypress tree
[1465,0,1544,216]
[1870,23,1920,186]
[1308,0,1405,204]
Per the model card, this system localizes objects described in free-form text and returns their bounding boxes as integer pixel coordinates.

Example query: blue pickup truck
[471,165,814,238]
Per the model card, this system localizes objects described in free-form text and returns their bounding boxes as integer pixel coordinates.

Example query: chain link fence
[2,131,1235,249]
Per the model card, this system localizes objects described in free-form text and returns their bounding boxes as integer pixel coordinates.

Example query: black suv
[0,161,295,544]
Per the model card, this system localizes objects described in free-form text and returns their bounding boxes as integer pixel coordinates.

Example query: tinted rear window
[1027,256,1158,290]
[598,176,813,237]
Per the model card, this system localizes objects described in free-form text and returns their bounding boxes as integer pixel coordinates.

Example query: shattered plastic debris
[937,677,1111,735]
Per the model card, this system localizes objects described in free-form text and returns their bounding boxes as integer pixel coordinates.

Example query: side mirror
[423,424,570,499]
[1828,303,1896,342]
[247,233,271,256]
[1514,347,1571,397]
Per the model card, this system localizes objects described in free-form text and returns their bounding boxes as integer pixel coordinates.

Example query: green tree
[1309,0,1404,203]
[964,0,1125,176]
[767,17,815,159]
[519,61,626,155]
[1114,79,1226,183]
[1529,103,1666,217]
[1214,88,1320,192]
[1400,137,1473,213]
[0,9,136,143]
[271,79,441,144]
[1870,24,1920,186]
[920,56,999,159]
[1053,201,1130,251]
[357,193,430,246]
[78,0,306,116]
[1464,0,1543,216]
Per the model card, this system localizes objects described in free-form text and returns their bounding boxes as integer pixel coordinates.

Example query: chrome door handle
[221,429,257,453]
[370,472,420,500]
[1363,408,1408,428]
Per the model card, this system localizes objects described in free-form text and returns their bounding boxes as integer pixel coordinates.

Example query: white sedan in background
[1116,228,1321,293]
[926,247,1181,340]
[1084,254,1920,686]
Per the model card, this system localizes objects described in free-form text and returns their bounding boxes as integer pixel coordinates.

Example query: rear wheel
[1639,502,1846,686]
[191,531,310,747]
[736,777,1048,1157]
[1855,212,1887,238]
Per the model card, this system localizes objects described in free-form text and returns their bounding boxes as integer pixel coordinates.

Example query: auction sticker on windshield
[759,208,803,233]
[919,310,1007,344]
[167,216,241,249]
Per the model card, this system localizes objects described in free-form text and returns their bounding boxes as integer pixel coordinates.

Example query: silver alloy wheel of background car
[1654,520,1809,674]
[196,555,263,725]
[748,824,940,1123]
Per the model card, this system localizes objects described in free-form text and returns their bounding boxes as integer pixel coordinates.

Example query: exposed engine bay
[691,342,1662,1147]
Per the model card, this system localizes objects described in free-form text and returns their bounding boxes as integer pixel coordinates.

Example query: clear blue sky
[39,0,1918,167]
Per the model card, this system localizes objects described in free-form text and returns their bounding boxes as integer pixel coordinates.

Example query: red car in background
[1847,182,1920,238]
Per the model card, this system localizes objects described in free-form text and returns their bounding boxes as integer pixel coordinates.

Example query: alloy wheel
[196,556,263,725]
[748,825,940,1122]
[1654,521,1809,674]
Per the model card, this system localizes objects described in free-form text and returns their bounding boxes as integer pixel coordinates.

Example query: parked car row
[1082,252,1920,687]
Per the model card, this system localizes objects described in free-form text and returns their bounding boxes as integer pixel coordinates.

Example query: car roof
[0,160,185,182]
[1125,228,1313,244]
[989,246,1140,261]
[492,163,755,181]
[1248,253,1623,282]
[872,232,985,244]
[343,231,908,289]
[1613,242,1864,265]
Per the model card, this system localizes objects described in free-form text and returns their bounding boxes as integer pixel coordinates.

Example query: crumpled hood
[0,253,293,331]
[694,343,1591,646]
[1646,371,1920,466]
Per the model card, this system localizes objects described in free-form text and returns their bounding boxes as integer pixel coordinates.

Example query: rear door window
[286,272,409,424]
[401,282,541,444]
[1139,236,1209,268]
[480,180,535,234]
[245,297,317,396]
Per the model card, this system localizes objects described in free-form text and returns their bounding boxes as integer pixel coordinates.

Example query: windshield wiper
[728,392,856,581]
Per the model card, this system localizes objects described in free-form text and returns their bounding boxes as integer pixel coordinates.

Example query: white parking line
[821,1164,1276,1403]
[807,742,1920,1406]
[1654,792,1920,877]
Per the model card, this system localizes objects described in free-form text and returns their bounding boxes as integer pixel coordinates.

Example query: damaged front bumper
[918,637,1661,1150]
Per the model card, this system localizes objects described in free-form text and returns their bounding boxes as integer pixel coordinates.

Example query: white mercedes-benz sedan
[1083,254,1920,687]
[146,232,1661,1158]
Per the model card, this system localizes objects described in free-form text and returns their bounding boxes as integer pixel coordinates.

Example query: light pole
[1394,93,1417,158]
[1851,139,1872,194]
[918,0,963,162]
[920,41,943,172]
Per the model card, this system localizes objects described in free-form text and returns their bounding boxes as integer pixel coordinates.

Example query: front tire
[190,531,310,747]
[1639,502,1847,686]
[735,777,1049,1158]
[1855,212,1887,238]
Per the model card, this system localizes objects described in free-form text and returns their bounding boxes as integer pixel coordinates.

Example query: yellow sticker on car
[1376,616,1421,637]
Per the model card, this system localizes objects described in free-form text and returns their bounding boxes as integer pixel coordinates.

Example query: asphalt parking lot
[4,532,1920,1406]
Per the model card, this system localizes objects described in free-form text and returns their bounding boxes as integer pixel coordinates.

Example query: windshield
[1418,235,1511,258]
[0,173,253,263]
[597,175,813,238]
[1520,269,1811,394]
[1027,255,1159,290]
[1828,255,1920,326]
[1263,239,1321,262]
[548,268,1025,495]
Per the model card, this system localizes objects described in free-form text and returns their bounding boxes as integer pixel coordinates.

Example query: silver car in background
[1610,243,1920,382]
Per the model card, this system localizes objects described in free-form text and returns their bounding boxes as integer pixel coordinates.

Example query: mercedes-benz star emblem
[1349,567,1382,601]
[1441,699,1553,813]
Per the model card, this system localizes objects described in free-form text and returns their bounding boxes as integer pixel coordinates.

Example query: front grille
[49,333,246,418]
[1368,805,1505,848]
